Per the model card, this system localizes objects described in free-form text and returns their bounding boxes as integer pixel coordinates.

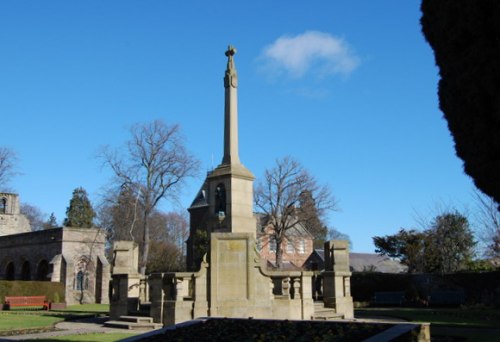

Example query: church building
[0,192,110,305]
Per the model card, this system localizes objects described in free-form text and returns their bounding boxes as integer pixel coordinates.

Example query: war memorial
[108,47,355,327]
[104,47,427,342]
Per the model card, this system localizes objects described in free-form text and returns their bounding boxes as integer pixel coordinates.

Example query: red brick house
[256,214,314,270]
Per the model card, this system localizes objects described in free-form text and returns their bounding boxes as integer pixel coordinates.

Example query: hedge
[351,271,500,306]
[0,281,65,304]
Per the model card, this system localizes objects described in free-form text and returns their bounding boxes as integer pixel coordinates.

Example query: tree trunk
[276,238,283,269]
[140,212,150,275]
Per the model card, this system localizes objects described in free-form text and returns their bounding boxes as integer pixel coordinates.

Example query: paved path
[0,317,154,341]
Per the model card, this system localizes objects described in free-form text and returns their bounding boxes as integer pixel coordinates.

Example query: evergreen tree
[64,187,96,228]
[43,212,59,229]
[298,190,328,244]
[425,212,476,274]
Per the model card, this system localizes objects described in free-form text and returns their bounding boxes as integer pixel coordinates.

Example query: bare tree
[99,120,199,275]
[254,156,337,268]
[0,147,18,190]
[473,188,500,258]
[162,211,189,260]
[20,203,47,231]
[97,186,143,244]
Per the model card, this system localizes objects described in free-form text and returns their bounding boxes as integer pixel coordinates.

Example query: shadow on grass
[355,307,500,342]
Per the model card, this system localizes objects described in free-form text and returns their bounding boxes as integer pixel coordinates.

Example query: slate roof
[350,252,407,273]
[304,249,407,273]
[255,212,313,238]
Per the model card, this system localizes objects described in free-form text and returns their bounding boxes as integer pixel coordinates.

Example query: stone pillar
[322,240,354,319]
[110,274,129,320]
[209,232,273,319]
[149,273,164,324]
[300,273,315,320]
[192,259,209,319]
[100,262,111,304]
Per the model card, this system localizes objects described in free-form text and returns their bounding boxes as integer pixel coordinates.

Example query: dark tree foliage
[421,0,500,205]
[43,213,59,229]
[64,187,96,228]
[99,186,143,242]
[147,241,183,273]
[374,212,476,274]
[191,229,209,270]
[425,212,476,274]
[373,228,425,273]
[298,190,328,248]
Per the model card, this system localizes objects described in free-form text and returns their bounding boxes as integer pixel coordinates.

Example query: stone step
[312,311,344,320]
[312,302,344,320]
[104,320,163,330]
[119,315,154,323]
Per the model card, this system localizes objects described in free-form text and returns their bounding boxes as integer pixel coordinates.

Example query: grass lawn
[356,307,500,342]
[0,304,110,335]
[0,313,64,331]
[58,304,109,313]
[23,332,137,342]
[355,307,500,328]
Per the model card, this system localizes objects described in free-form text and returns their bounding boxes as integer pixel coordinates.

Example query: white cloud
[260,31,360,79]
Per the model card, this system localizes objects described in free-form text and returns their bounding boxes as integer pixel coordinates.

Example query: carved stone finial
[224,45,238,89]
[225,45,237,58]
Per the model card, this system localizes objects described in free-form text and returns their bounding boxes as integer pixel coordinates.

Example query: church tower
[187,46,256,269]
[0,193,31,236]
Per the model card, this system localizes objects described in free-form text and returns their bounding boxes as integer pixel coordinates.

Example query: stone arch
[21,261,31,280]
[215,183,226,215]
[73,256,94,292]
[5,262,15,280]
[36,259,50,281]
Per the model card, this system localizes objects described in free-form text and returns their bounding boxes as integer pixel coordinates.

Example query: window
[75,271,90,291]
[298,239,305,254]
[214,183,226,215]
[0,198,6,214]
[269,236,276,253]
[76,271,84,291]
[286,240,294,253]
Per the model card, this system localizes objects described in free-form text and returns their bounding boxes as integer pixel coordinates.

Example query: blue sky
[0,1,476,253]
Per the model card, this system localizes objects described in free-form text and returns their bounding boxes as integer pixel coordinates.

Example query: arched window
[75,271,89,291]
[0,198,6,214]
[36,260,49,281]
[21,261,31,280]
[76,271,84,290]
[6,262,15,280]
[214,183,226,215]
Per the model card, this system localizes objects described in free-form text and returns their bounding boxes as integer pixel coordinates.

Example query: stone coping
[119,317,430,342]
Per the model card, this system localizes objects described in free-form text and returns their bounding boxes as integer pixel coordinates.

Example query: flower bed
[139,318,394,342]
